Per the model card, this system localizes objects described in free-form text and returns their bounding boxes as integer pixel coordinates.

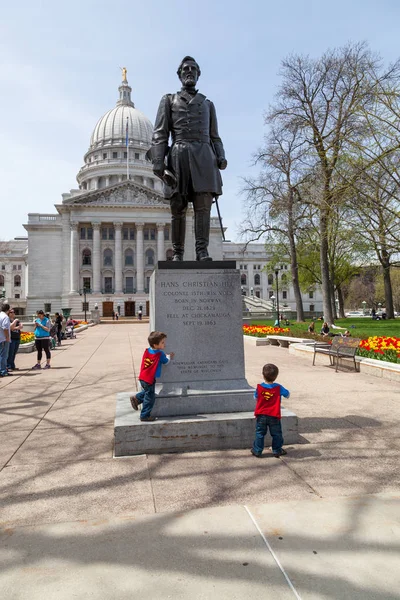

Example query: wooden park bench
[312,337,361,372]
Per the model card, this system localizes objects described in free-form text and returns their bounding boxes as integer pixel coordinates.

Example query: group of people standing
[0,302,23,376]
[0,306,72,375]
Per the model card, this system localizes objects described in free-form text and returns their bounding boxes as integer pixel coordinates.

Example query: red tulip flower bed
[358,336,400,363]
[243,324,290,338]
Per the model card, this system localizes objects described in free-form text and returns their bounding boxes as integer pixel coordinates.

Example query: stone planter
[18,341,35,353]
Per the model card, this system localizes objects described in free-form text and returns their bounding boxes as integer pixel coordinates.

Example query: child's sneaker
[140,416,156,422]
[32,364,41,370]
[273,449,287,458]
[251,449,262,458]
[43,364,51,370]
[130,395,139,410]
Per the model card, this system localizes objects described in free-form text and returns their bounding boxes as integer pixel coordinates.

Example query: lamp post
[275,268,280,326]
[1,287,5,299]
[79,288,91,322]
[362,300,367,315]
[270,294,275,313]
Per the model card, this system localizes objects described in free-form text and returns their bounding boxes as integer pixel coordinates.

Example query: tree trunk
[337,285,346,318]
[382,262,395,319]
[287,207,305,322]
[320,207,334,324]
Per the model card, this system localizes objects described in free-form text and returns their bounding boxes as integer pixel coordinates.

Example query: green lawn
[249,317,400,341]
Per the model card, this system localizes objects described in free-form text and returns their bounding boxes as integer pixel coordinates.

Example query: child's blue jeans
[136,379,156,419]
[252,415,283,455]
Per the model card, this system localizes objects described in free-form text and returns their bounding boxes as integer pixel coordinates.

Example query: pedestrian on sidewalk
[55,312,63,346]
[0,303,11,377]
[251,363,290,458]
[32,310,51,370]
[7,308,23,371]
[130,331,175,421]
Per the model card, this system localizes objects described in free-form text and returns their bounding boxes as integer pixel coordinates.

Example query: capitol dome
[90,82,153,149]
[76,72,160,193]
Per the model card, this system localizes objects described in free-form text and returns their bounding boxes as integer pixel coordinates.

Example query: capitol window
[268,274,273,285]
[283,291,287,299]
[254,274,260,285]
[164,228,170,241]
[112,152,118,159]
[135,153,140,160]
[103,153,107,159]
[123,227,135,240]
[145,249,155,266]
[102,227,114,240]
[241,274,247,285]
[103,249,113,266]
[0,275,4,286]
[14,275,21,287]
[125,248,134,266]
[82,249,92,265]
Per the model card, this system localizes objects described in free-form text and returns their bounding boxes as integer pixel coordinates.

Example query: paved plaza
[0,324,399,599]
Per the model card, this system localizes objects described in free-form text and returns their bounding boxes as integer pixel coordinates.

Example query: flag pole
[126,117,129,180]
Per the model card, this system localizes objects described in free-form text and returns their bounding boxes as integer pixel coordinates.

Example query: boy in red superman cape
[130,331,174,421]
[251,363,290,458]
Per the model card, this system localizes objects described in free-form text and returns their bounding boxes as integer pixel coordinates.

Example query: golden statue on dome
[121,67,127,82]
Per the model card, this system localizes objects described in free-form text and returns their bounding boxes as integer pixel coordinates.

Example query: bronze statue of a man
[148,56,227,261]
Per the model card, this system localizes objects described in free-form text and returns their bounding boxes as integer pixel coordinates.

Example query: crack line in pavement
[0,328,114,473]
[279,457,322,498]
[244,505,302,599]
[145,456,158,513]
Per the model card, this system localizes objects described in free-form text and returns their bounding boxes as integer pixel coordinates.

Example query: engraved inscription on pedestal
[150,268,251,394]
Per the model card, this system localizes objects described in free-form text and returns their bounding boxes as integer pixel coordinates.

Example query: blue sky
[1,0,400,241]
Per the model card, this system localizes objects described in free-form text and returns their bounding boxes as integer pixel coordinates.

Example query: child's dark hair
[262,363,279,382]
[148,331,167,348]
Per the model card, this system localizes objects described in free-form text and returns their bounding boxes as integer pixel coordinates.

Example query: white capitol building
[0,74,323,318]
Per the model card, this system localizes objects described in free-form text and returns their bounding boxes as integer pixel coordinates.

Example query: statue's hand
[153,168,164,180]
[218,159,228,170]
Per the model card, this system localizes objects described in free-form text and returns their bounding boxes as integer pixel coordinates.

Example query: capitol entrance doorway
[125,301,135,317]
[102,302,114,317]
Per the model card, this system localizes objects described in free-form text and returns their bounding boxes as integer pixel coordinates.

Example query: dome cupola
[76,70,159,193]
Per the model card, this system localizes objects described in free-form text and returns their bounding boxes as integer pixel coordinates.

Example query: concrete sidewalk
[0,324,399,599]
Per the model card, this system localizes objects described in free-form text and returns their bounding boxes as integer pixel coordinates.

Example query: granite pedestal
[114,261,299,455]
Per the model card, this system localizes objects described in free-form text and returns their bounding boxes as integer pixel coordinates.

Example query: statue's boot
[194,194,213,261]
[171,215,186,261]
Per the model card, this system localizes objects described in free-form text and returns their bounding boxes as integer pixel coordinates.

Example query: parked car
[345,311,364,317]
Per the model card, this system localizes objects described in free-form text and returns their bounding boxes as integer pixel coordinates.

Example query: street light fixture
[79,288,91,322]
[270,295,275,311]
[1,287,5,299]
[362,300,367,315]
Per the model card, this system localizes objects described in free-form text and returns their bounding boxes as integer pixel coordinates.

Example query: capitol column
[157,223,164,263]
[114,222,123,293]
[69,223,79,294]
[136,223,144,292]
[61,213,70,296]
[92,223,101,293]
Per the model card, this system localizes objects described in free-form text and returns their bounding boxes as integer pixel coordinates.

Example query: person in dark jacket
[7,308,23,371]
[148,56,227,261]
